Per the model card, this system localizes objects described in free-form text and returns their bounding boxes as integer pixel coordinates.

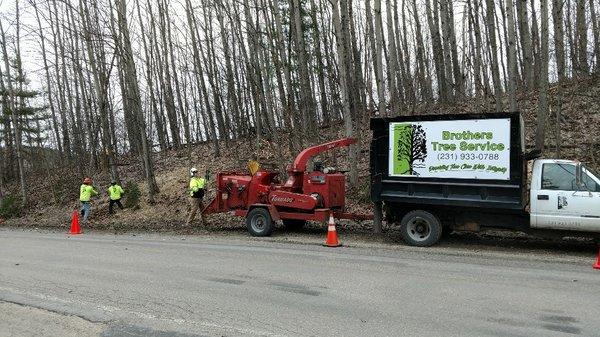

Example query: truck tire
[283,219,306,232]
[400,210,442,247]
[246,208,274,237]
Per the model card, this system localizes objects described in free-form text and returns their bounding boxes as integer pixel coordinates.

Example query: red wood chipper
[202,138,371,236]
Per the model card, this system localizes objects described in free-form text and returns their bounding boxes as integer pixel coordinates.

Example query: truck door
[531,162,600,232]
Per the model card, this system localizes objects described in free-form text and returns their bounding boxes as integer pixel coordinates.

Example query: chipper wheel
[246,208,274,237]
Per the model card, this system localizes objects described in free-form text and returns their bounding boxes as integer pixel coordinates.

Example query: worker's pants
[109,199,124,214]
[80,202,91,222]
[186,197,206,225]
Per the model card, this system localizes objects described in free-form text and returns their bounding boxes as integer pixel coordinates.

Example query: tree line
[0,0,599,205]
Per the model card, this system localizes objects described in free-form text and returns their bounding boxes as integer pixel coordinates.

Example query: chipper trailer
[202,138,371,236]
[370,112,600,247]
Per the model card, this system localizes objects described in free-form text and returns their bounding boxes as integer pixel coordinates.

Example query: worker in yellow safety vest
[80,177,98,222]
[107,181,125,214]
[186,167,207,226]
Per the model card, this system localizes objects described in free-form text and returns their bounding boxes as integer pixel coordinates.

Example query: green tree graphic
[393,124,427,175]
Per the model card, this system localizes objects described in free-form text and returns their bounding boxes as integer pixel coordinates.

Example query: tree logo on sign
[393,123,428,175]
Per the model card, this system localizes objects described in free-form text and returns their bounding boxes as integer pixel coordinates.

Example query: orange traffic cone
[324,214,341,247]
[593,248,600,270]
[69,210,82,235]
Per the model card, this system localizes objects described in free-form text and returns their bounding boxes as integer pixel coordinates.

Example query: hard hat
[83,177,92,185]
[110,180,116,185]
[190,167,198,175]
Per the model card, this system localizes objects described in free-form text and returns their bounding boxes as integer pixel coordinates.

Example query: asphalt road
[1,228,599,337]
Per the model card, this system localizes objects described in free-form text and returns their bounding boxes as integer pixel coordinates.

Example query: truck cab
[530,159,600,232]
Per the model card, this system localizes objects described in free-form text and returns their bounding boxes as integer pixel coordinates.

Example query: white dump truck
[370,112,600,246]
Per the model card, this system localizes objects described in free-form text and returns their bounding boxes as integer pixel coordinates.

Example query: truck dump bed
[370,112,526,211]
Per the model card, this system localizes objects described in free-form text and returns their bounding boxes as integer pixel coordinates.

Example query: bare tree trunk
[65,2,86,176]
[136,0,167,151]
[59,0,84,173]
[385,0,400,112]
[332,0,358,187]
[309,0,330,125]
[468,0,483,111]
[567,0,577,75]
[442,0,463,98]
[0,19,27,204]
[506,0,519,111]
[516,0,534,88]
[262,0,287,139]
[439,0,455,100]
[156,0,181,148]
[412,1,433,103]
[32,1,62,157]
[80,0,119,182]
[536,0,550,152]
[553,0,567,81]
[530,0,541,84]
[147,0,171,149]
[184,0,219,156]
[269,0,297,151]
[258,41,279,146]
[200,4,229,145]
[51,0,72,162]
[401,1,415,104]
[425,0,448,102]
[217,4,242,140]
[497,3,510,89]
[0,43,12,183]
[292,0,316,143]
[165,6,190,148]
[486,0,503,111]
[575,0,589,75]
[589,0,600,72]
[243,3,264,145]
[552,0,565,156]
[373,0,386,115]
[347,0,367,121]
[392,0,407,106]
[115,0,159,201]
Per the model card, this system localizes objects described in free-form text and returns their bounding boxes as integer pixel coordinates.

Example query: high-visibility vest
[80,184,98,202]
[189,177,206,197]
[108,185,124,200]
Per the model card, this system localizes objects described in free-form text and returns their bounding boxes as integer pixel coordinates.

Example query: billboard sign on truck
[388,118,511,180]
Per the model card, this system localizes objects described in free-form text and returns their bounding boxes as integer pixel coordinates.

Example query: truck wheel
[246,208,274,237]
[283,219,306,232]
[400,210,442,247]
